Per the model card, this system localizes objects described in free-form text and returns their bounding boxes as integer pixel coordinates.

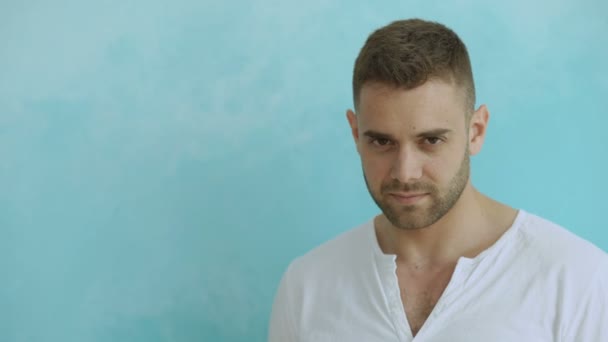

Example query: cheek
[362,156,390,184]
[423,159,444,180]
[426,151,465,182]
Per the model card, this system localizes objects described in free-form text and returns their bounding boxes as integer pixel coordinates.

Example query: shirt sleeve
[562,258,608,341]
[268,263,297,342]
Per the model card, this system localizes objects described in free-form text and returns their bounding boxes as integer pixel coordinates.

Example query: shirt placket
[412,260,473,340]
[380,258,413,342]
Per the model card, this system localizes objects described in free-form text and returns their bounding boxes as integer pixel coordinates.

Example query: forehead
[357,80,466,133]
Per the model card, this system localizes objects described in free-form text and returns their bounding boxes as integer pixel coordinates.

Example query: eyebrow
[363,128,453,140]
[362,130,395,140]
[416,128,453,138]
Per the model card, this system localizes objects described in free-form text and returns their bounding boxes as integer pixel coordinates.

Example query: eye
[423,137,443,145]
[371,138,393,147]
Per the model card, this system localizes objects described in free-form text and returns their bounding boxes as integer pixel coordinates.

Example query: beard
[363,151,470,230]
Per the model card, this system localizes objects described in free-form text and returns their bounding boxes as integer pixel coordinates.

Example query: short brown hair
[353,19,475,112]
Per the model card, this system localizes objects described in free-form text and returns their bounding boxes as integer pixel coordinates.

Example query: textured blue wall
[1,0,607,341]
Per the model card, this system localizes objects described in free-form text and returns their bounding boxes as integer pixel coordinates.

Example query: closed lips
[389,192,427,198]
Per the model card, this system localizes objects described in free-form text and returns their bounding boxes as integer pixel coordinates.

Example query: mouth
[388,192,428,205]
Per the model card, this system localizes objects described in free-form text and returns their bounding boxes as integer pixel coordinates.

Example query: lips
[388,192,428,204]
[389,192,427,198]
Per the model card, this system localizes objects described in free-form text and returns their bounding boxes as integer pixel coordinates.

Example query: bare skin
[396,262,454,336]
[374,190,517,335]
[346,79,519,336]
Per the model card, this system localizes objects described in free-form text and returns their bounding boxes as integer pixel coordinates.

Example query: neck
[374,183,516,267]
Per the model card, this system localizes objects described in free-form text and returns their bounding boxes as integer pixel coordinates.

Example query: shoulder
[516,210,608,279]
[515,213,608,339]
[270,219,382,338]
[290,219,374,275]
[281,218,376,293]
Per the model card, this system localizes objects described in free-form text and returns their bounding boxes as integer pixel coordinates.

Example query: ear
[346,109,361,154]
[346,109,359,141]
[468,104,490,156]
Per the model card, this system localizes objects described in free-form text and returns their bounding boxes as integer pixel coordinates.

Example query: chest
[396,265,455,336]
[298,257,559,342]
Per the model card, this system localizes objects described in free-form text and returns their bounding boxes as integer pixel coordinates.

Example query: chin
[396,213,430,229]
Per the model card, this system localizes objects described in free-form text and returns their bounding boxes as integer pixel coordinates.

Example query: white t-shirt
[268,210,608,341]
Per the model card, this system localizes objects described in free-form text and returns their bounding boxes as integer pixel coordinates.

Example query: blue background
[1,0,607,341]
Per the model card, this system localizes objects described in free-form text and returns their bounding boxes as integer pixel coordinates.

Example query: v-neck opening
[368,210,527,341]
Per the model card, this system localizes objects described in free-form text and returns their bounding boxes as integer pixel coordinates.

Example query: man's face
[347,80,473,230]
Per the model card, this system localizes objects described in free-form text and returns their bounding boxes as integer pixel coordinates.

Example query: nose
[390,146,423,183]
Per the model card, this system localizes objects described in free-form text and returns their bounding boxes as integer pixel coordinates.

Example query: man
[268,18,608,341]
